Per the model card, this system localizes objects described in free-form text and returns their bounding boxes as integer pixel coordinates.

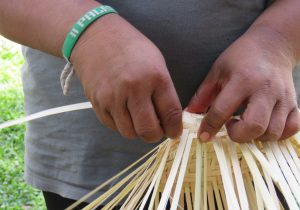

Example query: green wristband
[62,5,118,62]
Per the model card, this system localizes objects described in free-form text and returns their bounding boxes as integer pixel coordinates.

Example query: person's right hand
[70,14,183,142]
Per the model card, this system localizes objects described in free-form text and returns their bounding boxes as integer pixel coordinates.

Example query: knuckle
[204,107,227,130]
[246,120,266,136]
[155,73,169,85]
[91,88,112,107]
[137,127,162,142]
[268,120,284,135]
[204,118,219,130]
[287,119,300,135]
[267,129,281,140]
[148,66,170,84]
[260,78,272,91]
[263,132,281,141]
[162,107,182,127]
[210,106,227,122]
[90,90,101,105]
[283,108,300,136]
[120,74,141,89]
[229,132,251,143]
[235,69,251,79]
[234,70,252,85]
[121,130,137,140]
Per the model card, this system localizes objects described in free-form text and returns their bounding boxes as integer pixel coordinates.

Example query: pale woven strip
[213,139,240,210]
[157,129,189,210]
[227,141,249,210]
[240,144,278,210]
[263,142,299,209]
[2,103,300,210]
[0,102,92,130]
[170,133,195,210]
[138,141,172,210]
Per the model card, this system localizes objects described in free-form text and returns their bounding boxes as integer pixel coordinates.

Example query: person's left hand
[187,26,300,142]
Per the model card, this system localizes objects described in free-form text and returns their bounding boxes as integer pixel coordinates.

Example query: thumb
[186,76,218,113]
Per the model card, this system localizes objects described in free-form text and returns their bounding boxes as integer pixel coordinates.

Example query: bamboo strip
[263,168,280,210]
[83,156,156,210]
[170,133,195,210]
[212,178,223,210]
[269,142,300,204]
[227,141,249,210]
[184,186,193,210]
[122,145,163,209]
[286,140,300,172]
[244,173,258,210]
[0,102,92,130]
[139,141,171,210]
[207,183,216,210]
[240,144,278,210]
[157,129,189,210]
[253,179,264,210]
[194,140,202,210]
[2,105,300,210]
[203,144,208,210]
[102,178,139,210]
[246,143,279,182]
[263,142,299,210]
[213,140,240,210]
[219,183,228,210]
[122,164,157,209]
[279,142,300,184]
[294,132,300,145]
[66,143,161,210]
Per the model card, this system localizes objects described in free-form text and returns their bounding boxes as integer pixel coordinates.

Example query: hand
[71,14,182,142]
[188,26,300,142]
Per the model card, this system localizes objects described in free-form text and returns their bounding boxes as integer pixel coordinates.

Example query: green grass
[0,37,46,209]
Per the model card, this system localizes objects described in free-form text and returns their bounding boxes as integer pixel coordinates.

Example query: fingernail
[199,131,210,142]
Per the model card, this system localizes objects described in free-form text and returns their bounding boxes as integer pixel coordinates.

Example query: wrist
[70,13,120,70]
[70,13,145,78]
[245,24,297,70]
[55,0,102,57]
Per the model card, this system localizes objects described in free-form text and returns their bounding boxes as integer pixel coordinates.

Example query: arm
[251,0,300,63]
[0,0,183,142]
[188,0,300,142]
[0,0,100,56]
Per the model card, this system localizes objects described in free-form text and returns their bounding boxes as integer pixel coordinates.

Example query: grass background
[0,37,46,209]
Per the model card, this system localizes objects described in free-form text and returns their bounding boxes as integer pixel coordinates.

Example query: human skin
[0,0,299,142]
[187,0,300,142]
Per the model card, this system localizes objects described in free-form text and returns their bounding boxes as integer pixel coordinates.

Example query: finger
[256,102,286,141]
[187,74,219,114]
[90,97,118,131]
[226,94,275,142]
[112,99,137,139]
[153,81,183,139]
[198,81,248,141]
[128,96,164,143]
[281,107,300,140]
[100,108,118,131]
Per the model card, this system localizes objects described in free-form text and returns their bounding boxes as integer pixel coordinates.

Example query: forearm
[0,0,100,57]
[249,0,300,66]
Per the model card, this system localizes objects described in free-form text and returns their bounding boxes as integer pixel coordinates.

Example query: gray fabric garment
[22,0,297,202]
[293,64,300,105]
